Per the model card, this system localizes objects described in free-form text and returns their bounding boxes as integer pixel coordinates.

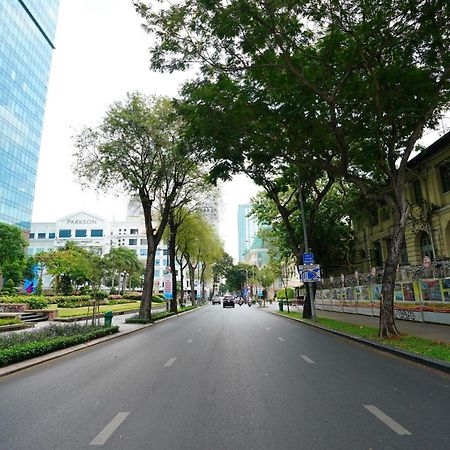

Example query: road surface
[0,305,448,449]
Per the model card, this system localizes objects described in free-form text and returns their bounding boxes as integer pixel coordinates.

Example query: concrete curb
[0,306,204,378]
[268,311,450,374]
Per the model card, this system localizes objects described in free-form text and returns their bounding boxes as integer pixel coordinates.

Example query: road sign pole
[299,185,316,321]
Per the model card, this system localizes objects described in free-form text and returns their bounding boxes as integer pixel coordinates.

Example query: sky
[32,0,260,261]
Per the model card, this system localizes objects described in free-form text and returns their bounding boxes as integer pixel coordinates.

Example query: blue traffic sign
[303,253,314,265]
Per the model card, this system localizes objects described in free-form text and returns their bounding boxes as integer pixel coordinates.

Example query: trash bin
[104,311,113,327]
[278,300,284,312]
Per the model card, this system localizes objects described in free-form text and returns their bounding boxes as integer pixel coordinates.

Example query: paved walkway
[263,302,450,344]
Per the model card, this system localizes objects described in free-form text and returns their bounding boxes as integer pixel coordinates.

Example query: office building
[237,203,268,264]
[0,0,60,229]
[28,211,173,290]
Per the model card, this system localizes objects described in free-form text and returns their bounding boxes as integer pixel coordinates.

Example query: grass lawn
[277,311,450,363]
[0,318,22,326]
[51,302,163,318]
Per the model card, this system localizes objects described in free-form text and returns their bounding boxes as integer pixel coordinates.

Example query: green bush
[152,295,164,303]
[1,279,16,295]
[26,297,48,309]
[106,299,137,305]
[109,287,117,295]
[79,285,91,295]
[0,326,119,367]
[276,288,295,300]
[55,295,94,308]
[0,295,48,309]
[125,311,175,324]
[178,306,197,312]
[93,291,109,300]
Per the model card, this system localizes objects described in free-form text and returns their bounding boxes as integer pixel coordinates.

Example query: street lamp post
[298,186,317,321]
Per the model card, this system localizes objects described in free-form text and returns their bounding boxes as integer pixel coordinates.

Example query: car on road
[212,297,221,305]
[222,296,235,308]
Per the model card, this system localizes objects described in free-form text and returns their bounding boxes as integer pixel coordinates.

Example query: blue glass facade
[0,0,60,229]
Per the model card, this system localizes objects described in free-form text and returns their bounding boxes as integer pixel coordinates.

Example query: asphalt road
[0,304,449,450]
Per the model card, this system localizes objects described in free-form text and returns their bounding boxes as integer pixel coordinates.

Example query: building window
[59,229,71,238]
[155,260,160,266]
[140,248,148,257]
[412,179,423,203]
[129,239,137,246]
[29,233,35,239]
[37,233,46,239]
[75,229,87,238]
[163,249,168,255]
[49,232,55,239]
[400,239,408,265]
[130,228,138,235]
[91,229,103,237]
[420,232,433,261]
[154,270,160,277]
[371,241,382,266]
[140,238,147,245]
[440,161,450,193]
[369,208,379,226]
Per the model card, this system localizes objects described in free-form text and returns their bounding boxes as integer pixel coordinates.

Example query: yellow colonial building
[354,131,450,272]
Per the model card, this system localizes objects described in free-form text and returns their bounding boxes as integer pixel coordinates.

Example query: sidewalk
[263,302,450,344]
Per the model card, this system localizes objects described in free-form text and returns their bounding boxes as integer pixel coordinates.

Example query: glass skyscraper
[0,0,60,230]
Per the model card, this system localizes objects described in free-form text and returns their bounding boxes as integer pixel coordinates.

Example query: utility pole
[298,185,317,321]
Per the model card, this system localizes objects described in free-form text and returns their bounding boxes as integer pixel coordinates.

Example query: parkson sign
[66,219,98,225]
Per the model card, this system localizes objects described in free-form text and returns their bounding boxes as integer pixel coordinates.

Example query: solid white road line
[164,357,177,367]
[301,355,315,364]
[363,405,412,436]
[187,338,194,343]
[198,329,202,332]
[90,412,130,446]
[277,337,285,342]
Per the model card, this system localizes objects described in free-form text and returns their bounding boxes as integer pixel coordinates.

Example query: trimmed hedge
[0,326,119,367]
[125,311,175,324]
[0,295,48,309]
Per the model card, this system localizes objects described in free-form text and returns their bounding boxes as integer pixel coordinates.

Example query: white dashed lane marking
[198,329,202,332]
[164,357,177,367]
[266,327,271,331]
[364,405,412,436]
[277,337,285,342]
[187,339,193,343]
[90,412,130,446]
[301,355,315,364]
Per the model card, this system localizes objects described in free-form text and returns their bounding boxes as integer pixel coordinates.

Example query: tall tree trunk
[188,261,196,305]
[169,213,178,314]
[200,264,206,301]
[379,190,408,337]
[139,201,157,320]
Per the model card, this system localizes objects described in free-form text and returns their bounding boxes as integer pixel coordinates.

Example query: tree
[74,94,196,319]
[210,252,234,300]
[136,0,450,337]
[0,223,27,287]
[175,212,222,304]
[105,247,142,294]
[37,243,105,295]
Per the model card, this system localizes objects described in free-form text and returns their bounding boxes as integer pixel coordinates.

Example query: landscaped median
[125,305,199,324]
[0,324,119,368]
[274,311,450,365]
